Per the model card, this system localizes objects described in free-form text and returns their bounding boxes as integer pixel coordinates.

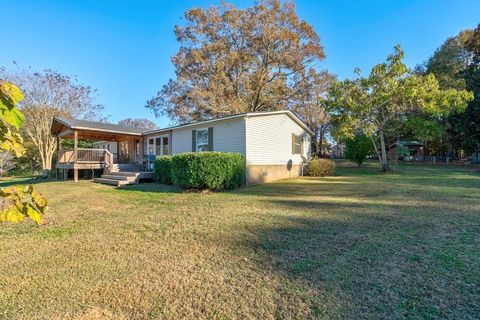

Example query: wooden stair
[94,171,140,187]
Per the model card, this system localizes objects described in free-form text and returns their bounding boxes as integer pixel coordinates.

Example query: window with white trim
[148,138,154,155]
[155,137,161,156]
[292,134,302,155]
[162,136,169,155]
[196,129,209,152]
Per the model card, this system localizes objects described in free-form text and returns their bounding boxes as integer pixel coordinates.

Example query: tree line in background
[330,45,472,171]
[1,0,478,175]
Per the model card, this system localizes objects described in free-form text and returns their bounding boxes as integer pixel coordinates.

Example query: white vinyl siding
[171,118,246,155]
[245,113,311,165]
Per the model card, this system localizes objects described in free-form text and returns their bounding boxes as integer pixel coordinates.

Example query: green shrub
[171,152,245,190]
[345,133,374,166]
[306,159,336,177]
[154,156,173,184]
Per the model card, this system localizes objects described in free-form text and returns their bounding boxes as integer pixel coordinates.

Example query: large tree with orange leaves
[147,0,326,124]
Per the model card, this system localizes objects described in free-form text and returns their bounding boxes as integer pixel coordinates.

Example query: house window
[135,139,141,159]
[148,138,154,155]
[196,129,209,152]
[155,137,161,156]
[162,136,169,155]
[292,134,302,155]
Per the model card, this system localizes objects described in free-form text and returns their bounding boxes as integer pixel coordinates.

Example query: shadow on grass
[0,176,49,188]
[236,173,480,319]
[236,169,480,203]
[116,182,181,193]
[243,202,480,319]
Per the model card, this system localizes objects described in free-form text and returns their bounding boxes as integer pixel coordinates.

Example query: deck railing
[77,148,106,163]
[57,148,114,168]
[57,150,74,164]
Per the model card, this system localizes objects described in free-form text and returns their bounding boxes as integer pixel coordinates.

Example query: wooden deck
[56,163,107,170]
[56,148,153,184]
[51,121,149,182]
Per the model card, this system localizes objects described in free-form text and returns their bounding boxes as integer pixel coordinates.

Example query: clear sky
[2,0,479,127]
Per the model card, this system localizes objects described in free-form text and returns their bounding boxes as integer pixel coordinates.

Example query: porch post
[56,136,60,180]
[73,130,78,182]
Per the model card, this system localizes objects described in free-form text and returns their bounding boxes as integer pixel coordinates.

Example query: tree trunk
[42,153,53,177]
[379,132,389,172]
[317,131,324,158]
[370,135,384,168]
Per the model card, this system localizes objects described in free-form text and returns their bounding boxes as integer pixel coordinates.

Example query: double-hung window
[148,138,154,155]
[196,129,209,152]
[292,134,303,155]
[162,137,169,155]
[155,138,161,156]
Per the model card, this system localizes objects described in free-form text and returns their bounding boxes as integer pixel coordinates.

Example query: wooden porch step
[94,172,140,186]
[111,164,143,172]
[101,174,133,181]
[109,171,139,177]
[93,178,133,186]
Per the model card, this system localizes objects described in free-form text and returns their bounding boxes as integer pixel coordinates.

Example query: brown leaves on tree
[117,118,158,129]
[147,0,326,124]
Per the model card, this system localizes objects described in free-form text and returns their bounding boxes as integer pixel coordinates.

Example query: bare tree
[0,151,15,177]
[118,118,158,129]
[291,69,335,157]
[1,68,104,173]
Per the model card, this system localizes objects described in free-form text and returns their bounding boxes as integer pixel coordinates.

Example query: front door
[147,135,170,171]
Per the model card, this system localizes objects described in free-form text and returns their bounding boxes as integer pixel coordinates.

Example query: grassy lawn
[1,163,479,319]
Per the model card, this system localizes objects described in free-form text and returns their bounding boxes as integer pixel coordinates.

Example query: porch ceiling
[57,129,140,141]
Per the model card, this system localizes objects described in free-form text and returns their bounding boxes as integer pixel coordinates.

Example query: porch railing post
[73,130,78,182]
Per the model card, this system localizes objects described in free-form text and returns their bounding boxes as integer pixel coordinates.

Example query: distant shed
[389,141,424,160]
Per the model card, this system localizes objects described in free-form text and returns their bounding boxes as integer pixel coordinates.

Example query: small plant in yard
[171,152,245,190]
[306,158,336,177]
[154,156,173,184]
[345,133,374,166]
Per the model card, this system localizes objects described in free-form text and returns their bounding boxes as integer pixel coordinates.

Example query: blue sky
[2,0,479,127]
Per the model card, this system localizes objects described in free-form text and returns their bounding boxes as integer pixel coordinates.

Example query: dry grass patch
[1,163,479,319]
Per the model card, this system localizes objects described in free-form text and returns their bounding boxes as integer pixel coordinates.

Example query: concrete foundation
[246,164,304,185]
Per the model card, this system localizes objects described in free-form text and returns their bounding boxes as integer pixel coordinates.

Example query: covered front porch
[51,117,154,183]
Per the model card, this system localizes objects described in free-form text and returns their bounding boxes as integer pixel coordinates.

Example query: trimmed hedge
[171,152,245,190]
[306,159,336,177]
[154,156,173,184]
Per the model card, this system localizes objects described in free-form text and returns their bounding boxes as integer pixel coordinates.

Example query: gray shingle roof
[53,110,314,136]
[54,117,150,135]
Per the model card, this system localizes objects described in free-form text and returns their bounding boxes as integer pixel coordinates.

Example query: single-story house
[51,110,313,185]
